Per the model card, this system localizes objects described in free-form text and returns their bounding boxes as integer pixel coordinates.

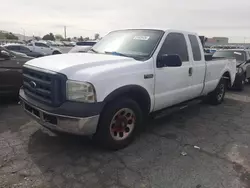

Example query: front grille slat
[24,89,52,104]
[22,67,66,107]
[23,81,51,96]
[23,73,51,85]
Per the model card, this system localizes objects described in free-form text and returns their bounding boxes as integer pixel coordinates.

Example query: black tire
[236,77,245,91]
[52,51,61,55]
[94,97,143,150]
[207,78,226,105]
[246,77,250,84]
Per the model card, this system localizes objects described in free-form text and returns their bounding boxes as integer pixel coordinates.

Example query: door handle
[189,67,193,76]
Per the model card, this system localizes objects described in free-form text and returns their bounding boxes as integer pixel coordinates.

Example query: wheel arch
[103,85,151,115]
[222,70,233,86]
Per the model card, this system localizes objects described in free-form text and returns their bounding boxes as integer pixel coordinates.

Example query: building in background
[206,37,229,47]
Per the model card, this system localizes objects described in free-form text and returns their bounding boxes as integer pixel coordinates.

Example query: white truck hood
[25,53,140,80]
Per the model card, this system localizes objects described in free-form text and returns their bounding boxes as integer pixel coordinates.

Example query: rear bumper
[19,89,102,135]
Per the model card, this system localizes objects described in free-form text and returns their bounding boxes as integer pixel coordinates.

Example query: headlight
[237,67,243,74]
[66,80,96,103]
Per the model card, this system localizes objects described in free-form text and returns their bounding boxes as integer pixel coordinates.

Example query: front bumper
[19,89,102,135]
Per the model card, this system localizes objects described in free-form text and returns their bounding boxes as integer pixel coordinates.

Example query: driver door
[154,32,193,111]
[0,50,23,96]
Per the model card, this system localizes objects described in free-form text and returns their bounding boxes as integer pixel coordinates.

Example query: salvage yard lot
[1,87,250,188]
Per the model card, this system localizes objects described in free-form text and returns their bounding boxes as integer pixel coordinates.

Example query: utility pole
[21,28,26,41]
[64,26,67,39]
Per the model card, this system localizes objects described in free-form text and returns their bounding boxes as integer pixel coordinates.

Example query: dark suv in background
[0,46,33,97]
[213,49,250,91]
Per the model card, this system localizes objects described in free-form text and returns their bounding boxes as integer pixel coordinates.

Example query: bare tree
[94,33,100,40]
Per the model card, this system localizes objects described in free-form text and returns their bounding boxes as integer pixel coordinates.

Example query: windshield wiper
[104,51,131,58]
[88,48,99,53]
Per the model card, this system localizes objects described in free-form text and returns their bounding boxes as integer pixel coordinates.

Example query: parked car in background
[4,44,45,58]
[68,41,97,53]
[213,49,250,90]
[20,29,236,150]
[27,41,61,55]
[0,46,33,97]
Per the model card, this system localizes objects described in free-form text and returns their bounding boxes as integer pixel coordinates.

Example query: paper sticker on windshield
[234,52,242,55]
[133,36,150,40]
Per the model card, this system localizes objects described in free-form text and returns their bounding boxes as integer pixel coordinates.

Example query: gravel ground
[1,87,250,188]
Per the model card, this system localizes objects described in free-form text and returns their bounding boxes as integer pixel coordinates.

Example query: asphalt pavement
[1,87,250,188]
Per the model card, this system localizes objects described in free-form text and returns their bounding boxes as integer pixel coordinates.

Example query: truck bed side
[201,58,236,95]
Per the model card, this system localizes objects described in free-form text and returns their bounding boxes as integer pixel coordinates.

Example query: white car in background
[68,41,97,53]
[27,41,62,55]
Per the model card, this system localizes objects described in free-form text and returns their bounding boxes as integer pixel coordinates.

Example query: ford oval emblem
[30,81,37,88]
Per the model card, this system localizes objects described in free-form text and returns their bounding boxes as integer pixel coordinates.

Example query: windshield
[92,29,164,60]
[213,51,246,62]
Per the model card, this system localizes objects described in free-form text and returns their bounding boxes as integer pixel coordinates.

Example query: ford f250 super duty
[19,29,236,150]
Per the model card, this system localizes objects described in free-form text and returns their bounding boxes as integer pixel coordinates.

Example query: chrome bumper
[22,100,99,135]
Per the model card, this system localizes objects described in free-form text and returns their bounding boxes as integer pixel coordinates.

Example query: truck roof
[110,28,198,36]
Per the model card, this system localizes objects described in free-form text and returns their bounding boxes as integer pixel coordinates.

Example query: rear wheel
[94,98,143,150]
[207,78,226,105]
[52,51,61,55]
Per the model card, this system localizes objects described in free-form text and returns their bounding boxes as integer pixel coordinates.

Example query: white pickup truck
[20,29,236,150]
[27,41,61,55]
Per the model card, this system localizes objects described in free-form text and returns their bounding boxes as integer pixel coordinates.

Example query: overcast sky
[1,0,250,41]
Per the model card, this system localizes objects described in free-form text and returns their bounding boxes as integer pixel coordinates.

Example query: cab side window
[20,46,30,52]
[35,42,49,48]
[188,35,202,61]
[158,32,189,62]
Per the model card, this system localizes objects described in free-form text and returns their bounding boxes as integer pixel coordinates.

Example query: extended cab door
[154,32,193,111]
[187,34,206,97]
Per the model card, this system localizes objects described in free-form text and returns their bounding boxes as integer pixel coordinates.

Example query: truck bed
[202,57,236,95]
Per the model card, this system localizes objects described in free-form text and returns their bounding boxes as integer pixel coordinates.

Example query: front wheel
[207,78,226,105]
[94,98,143,150]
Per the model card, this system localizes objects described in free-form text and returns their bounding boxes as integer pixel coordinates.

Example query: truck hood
[25,53,139,78]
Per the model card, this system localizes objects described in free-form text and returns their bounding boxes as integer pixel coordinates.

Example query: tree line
[42,33,100,41]
[0,31,100,41]
[0,31,18,40]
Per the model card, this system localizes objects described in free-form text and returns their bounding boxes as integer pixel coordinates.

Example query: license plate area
[24,103,57,125]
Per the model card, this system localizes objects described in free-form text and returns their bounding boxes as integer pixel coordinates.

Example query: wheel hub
[217,83,224,101]
[110,108,136,141]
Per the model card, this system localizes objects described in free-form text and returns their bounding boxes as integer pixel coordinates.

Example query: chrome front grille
[23,67,66,107]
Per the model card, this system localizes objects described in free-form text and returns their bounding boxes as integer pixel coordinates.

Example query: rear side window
[20,46,30,52]
[35,42,49,48]
[158,33,189,62]
[6,46,20,51]
[188,35,202,61]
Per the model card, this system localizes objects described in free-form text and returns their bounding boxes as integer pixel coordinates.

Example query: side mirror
[157,54,182,68]
[0,50,11,60]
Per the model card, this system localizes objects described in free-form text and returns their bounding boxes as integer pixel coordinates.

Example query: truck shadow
[26,96,247,187]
